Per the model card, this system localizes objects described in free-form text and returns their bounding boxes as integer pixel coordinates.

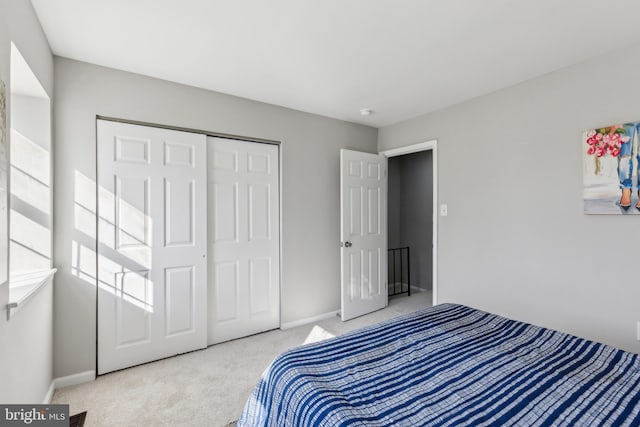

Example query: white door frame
[380,140,438,305]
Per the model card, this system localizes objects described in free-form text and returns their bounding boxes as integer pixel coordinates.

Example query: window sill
[6,268,57,320]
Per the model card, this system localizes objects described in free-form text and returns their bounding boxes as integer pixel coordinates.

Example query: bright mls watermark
[0,405,68,426]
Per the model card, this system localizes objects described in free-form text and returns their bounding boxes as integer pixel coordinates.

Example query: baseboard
[43,371,95,404]
[43,380,55,404]
[53,370,95,390]
[281,310,340,330]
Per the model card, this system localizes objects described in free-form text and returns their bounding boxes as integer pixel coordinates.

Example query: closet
[96,119,280,374]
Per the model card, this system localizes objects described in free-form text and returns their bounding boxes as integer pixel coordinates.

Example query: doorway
[382,141,437,305]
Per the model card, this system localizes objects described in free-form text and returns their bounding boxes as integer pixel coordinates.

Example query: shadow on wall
[72,170,153,314]
[9,128,51,272]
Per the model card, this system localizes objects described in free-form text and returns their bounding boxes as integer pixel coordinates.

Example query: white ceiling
[31,0,640,127]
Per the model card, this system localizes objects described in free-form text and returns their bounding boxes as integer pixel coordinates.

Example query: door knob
[344,241,352,248]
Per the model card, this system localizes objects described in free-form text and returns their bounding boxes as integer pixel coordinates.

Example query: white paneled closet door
[208,137,280,344]
[97,120,207,374]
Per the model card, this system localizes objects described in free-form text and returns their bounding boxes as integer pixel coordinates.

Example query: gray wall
[387,151,433,290]
[53,58,378,378]
[379,43,640,354]
[0,0,54,403]
[388,159,402,249]
[10,95,50,149]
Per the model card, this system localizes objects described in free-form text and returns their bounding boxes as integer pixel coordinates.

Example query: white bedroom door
[208,137,280,344]
[97,120,208,375]
[340,149,388,321]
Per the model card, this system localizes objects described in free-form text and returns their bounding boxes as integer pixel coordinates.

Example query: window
[7,42,54,314]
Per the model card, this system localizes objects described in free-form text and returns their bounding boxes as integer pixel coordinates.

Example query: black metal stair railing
[388,247,410,296]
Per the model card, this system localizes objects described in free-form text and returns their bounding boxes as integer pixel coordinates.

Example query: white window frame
[5,42,56,320]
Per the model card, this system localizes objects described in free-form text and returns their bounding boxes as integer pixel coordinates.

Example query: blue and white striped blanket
[238,304,640,426]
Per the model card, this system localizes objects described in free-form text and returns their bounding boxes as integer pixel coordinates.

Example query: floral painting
[583,122,640,214]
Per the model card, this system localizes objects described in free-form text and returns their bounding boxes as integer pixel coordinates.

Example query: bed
[238,303,640,426]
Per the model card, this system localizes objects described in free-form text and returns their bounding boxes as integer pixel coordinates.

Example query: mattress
[238,303,640,426]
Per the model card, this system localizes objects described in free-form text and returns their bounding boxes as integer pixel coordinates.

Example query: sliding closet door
[97,120,207,374]
[208,137,280,344]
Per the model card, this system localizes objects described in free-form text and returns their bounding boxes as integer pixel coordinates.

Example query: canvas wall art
[583,122,640,214]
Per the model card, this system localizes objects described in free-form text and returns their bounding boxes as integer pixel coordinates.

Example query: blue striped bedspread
[238,303,640,426]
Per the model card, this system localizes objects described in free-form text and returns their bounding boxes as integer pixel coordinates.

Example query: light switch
[440,204,448,216]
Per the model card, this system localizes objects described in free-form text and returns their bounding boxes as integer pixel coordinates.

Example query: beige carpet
[53,291,432,426]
